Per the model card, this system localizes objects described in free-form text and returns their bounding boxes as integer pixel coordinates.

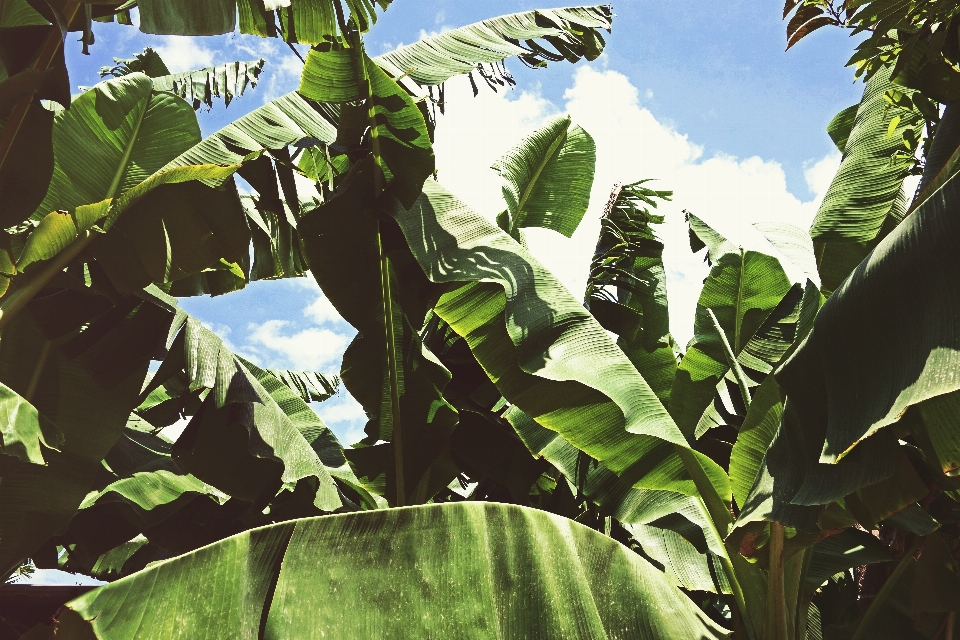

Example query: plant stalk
[767,523,789,640]
[358,31,406,506]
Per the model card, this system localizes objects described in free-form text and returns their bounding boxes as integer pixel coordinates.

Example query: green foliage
[492,115,596,240]
[9,3,960,640]
[53,503,727,639]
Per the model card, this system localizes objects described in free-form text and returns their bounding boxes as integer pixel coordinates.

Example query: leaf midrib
[514,123,568,231]
[734,248,745,353]
[104,91,151,201]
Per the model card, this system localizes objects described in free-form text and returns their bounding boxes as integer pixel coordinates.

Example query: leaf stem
[358,29,405,505]
[734,247,745,353]
[706,307,751,408]
[767,523,788,640]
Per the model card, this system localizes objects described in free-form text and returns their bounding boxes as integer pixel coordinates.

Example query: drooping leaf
[239,0,393,42]
[373,6,613,89]
[151,59,265,109]
[158,91,338,186]
[810,65,923,293]
[137,0,237,36]
[100,47,265,109]
[143,313,347,512]
[776,168,960,470]
[55,503,728,639]
[492,115,596,239]
[265,367,339,404]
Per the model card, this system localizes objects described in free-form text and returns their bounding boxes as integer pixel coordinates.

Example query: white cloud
[154,36,214,73]
[304,294,348,326]
[804,151,842,201]
[315,392,367,446]
[248,320,351,371]
[432,66,839,347]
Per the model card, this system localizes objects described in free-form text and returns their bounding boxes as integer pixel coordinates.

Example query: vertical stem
[947,611,955,640]
[734,247,745,353]
[378,223,404,507]
[353,21,406,507]
[767,523,789,640]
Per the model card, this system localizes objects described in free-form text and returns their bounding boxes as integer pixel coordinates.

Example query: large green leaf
[14,74,249,296]
[584,180,675,404]
[775,168,960,471]
[54,503,727,639]
[729,375,783,511]
[492,115,596,239]
[810,65,923,293]
[30,73,200,222]
[373,6,612,89]
[0,0,47,27]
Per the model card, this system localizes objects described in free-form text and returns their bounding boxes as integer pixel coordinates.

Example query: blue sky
[61,2,870,445]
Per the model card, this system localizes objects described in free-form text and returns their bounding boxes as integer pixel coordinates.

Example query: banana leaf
[492,115,596,240]
[810,65,923,293]
[373,6,612,89]
[52,503,728,639]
